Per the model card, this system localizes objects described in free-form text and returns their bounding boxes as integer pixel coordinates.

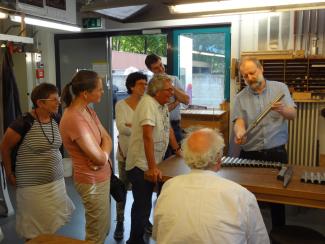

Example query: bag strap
[51,113,61,124]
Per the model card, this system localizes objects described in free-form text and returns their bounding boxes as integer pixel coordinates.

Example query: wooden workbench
[153,156,325,209]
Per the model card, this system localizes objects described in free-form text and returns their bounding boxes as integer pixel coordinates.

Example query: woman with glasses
[1,83,75,241]
[113,72,148,240]
[60,70,112,244]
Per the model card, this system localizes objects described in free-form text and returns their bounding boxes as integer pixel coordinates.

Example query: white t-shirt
[115,99,134,162]
[126,94,170,171]
[153,170,270,244]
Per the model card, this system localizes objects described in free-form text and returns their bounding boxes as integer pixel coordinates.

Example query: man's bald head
[182,128,225,170]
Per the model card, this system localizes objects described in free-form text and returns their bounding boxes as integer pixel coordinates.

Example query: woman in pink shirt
[60,70,112,244]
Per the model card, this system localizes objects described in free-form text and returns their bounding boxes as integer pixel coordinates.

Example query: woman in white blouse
[114,72,148,240]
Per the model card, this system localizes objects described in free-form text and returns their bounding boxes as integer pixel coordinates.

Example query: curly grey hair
[182,128,225,169]
[147,73,172,97]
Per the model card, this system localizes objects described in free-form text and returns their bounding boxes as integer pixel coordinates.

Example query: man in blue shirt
[232,56,296,227]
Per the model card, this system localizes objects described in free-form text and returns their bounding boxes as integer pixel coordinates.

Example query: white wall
[34,28,56,85]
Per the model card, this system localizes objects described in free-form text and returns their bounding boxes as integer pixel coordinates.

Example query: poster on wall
[46,0,66,10]
[18,0,43,7]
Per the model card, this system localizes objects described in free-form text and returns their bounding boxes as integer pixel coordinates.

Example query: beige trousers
[75,180,110,244]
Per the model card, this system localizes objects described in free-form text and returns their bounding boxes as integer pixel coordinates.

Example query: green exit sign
[82,17,102,29]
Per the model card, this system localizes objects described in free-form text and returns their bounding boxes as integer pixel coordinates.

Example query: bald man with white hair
[153,128,270,244]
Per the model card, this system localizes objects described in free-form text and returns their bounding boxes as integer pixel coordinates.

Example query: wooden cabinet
[180,109,229,153]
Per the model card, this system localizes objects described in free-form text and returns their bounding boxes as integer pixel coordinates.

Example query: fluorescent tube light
[0,34,34,44]
[169,0,325,14]
[10,15,81,32]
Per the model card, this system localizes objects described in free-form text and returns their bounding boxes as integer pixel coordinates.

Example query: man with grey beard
[231,56,296,228]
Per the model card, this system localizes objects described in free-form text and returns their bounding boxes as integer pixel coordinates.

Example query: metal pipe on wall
[293,11,298,51]
[299,11,304,51]
[311,10,319,55]
[305,10,311,55]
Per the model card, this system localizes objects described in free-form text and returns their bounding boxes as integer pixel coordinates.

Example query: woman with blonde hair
[60,70,112,244]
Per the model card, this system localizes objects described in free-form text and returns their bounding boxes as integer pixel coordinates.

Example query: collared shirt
[231,80,296,151]
[169,75,184,121]
[126,94,170,171]
[153,170,270,244]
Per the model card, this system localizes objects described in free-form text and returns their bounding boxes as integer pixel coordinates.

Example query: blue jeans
[126,167,154,244]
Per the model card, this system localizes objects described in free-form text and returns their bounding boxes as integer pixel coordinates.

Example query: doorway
[110,34,168,169]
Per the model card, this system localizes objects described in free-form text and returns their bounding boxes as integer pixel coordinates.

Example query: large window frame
[171,26,231,102]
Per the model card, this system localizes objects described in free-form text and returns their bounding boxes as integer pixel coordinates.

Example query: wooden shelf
[239,57,325,96]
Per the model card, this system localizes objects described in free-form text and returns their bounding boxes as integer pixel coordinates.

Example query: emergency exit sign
[82,17,102,29]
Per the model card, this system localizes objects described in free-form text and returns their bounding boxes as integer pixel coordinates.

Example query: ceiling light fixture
[10,15,82,32]
[169,0,325,14]
[0,11,8,19]
[95,4,147,20]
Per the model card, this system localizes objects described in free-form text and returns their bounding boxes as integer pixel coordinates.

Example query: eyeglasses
[162,88,173,93]
[39,97,61,102]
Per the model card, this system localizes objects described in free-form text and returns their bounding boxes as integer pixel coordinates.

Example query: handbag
[108,159,126,203]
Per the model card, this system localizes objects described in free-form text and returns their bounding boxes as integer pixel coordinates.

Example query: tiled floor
[0,176,325,243]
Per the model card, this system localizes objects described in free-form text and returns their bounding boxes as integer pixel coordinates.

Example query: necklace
[35,109,55,145]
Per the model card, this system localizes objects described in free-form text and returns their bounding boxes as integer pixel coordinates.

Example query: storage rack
[239,53,325,95]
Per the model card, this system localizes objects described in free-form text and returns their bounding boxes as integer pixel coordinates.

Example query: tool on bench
[277,165,293,188]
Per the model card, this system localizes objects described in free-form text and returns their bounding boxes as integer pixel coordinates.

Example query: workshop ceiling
[77,0,219,22]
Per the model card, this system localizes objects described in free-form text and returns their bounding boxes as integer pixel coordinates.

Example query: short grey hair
[182,128,225,169]
[147,73,172,97]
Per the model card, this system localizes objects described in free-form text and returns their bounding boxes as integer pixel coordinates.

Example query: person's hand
[174,147,183,157]
[87,161,101,171]
[146,167,162,183]
[271,101,285,114]
[234,128,247,145]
